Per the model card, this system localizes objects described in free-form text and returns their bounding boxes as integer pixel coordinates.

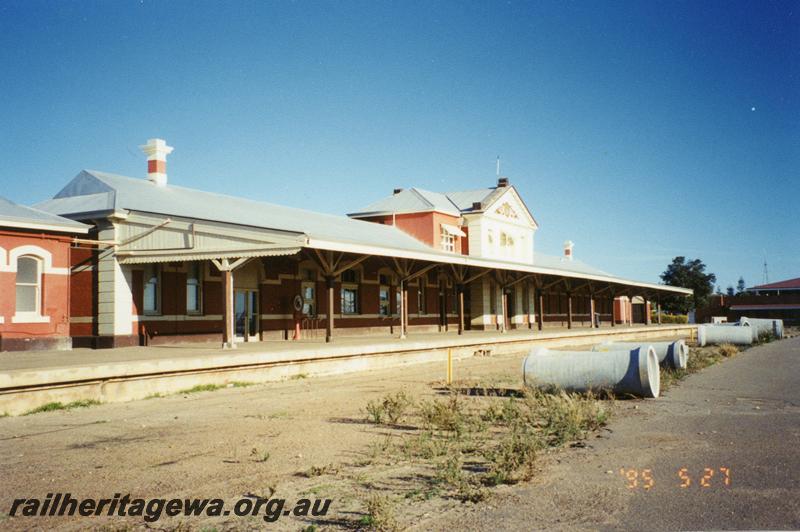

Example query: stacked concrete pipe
[697,324,753,346]
[592,340,688,370]
[523,346,660,398]
[740,316,784,340]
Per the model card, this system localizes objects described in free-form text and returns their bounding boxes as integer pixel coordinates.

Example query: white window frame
[301,280,316,317]
[379,285,391,317]
[340,269,360,315]
[12,255,49,323]
[186,261,203,315]
[143,264,161,315]
[440,226,455,252]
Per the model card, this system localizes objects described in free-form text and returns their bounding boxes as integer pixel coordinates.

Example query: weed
[250,448,270,463]
[144,393,164,400]
[291,373,308,380]
[303,484,332,496]
[482,423,541,485]
[24,399,101,415]
[305,464,339,477]
[359,494,398,531]
[718,343,739,358]
[180,384,224,394]
[230,381,255,388]
[367,435,394,459]
[400,431,453,460]
[404,486,440,501]
[365,390,412,425]
[418,395,475,436]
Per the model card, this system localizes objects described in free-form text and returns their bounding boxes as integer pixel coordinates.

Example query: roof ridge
[408,188,436,209]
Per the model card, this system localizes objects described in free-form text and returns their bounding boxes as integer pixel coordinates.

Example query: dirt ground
[1,333,795,531]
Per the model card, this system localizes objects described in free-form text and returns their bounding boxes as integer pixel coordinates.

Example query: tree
[726,285,735,296]
[660,256,717,313]
[736,277,746,295]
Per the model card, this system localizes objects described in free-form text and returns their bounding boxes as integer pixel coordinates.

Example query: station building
[0,196,88,350]
[32,139,689,349]
[702,277,800,325]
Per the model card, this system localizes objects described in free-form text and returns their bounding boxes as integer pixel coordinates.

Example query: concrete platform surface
[0,324,694,415]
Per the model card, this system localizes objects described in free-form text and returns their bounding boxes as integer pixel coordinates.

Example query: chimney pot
[497,177,509,187]
[139,138,174,187]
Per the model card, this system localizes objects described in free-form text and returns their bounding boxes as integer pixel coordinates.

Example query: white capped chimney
[140,138,174,187]
[563,240,574,261]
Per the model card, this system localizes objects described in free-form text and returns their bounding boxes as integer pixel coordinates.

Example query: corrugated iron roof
[748,277,800,291]
[33,169,691,295]
[0,195,89,233]
[349,187,496,217]
[348,187,461,217]
[36,170,435,253]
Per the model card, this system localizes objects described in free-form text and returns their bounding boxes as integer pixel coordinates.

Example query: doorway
[506,288,515,329]
[235,289,259,341]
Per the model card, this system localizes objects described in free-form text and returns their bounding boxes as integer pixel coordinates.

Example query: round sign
[293,294,304,312]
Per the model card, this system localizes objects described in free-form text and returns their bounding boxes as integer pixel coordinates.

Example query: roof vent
[563,240,574,261]
[497,177,509,187]
[140,138,174,187]
[393,188,404,195]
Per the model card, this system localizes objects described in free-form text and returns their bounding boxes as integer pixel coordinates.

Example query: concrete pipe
[593,340,688,370]
[523,346,660,398]
[740,317,784,339]
[697,324,753,346]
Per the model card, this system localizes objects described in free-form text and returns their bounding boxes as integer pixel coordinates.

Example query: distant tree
[715,285,723,295]
[736,277,746,295]
[726,285,735,296]
[660,256,717,313]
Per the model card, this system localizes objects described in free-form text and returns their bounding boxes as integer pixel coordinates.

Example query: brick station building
[0,196,88,351]
[701,277,800,325]
[33,139,689,348]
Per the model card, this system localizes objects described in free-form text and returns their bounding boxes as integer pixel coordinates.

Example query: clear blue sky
[1,0,797,289]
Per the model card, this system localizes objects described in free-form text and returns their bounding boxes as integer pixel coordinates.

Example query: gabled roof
[532,252,612,278]
[0,195,89,233]
[445,188,496,212]
[748,277,800,291]
[35,170,436,253]
[33,169,691,296]
[348,187,461,217]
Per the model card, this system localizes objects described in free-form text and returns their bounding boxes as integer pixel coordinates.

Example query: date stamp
[619,467,732,490]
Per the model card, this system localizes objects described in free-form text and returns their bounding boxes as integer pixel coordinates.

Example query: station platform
[0,324,695,415]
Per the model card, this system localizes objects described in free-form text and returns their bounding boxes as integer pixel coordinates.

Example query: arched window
[15,256,41,314]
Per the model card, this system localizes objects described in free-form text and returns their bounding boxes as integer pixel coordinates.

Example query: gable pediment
[482,187,538,229]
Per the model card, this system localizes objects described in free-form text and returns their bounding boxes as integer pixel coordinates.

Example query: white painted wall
[463,188,537,265]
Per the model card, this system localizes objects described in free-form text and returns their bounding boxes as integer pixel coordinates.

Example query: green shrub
[365,390,412,425]
[652,312,689,324]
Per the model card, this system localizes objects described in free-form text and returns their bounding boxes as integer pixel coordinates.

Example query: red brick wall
[0,230,73,344]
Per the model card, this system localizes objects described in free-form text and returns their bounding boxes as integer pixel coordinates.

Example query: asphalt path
[423,336,800,531]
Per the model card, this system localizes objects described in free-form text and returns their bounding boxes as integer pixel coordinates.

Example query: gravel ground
[1,334,796,531]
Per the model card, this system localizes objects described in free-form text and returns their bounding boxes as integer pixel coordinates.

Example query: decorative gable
[494,202,520,220]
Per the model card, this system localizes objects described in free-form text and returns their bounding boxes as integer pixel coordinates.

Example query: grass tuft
[180,384,224,394]
[359,494,398,531]
[24,399,101,416]
[365,390,413,425]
